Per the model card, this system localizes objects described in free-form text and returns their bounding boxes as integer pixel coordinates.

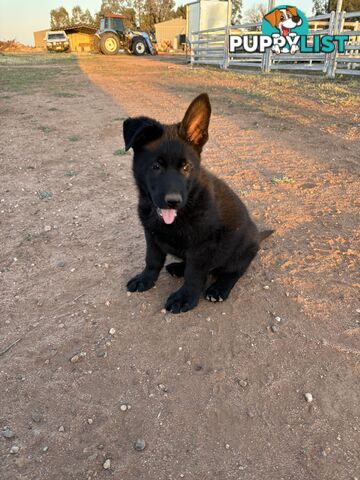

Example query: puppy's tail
[258,229,275,243]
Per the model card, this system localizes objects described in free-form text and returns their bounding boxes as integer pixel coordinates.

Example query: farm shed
[33,30,48,49]
[186,0,230,40]
[155,17,186,48]
[64,25,96,52]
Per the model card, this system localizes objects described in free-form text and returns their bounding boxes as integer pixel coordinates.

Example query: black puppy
[123,93,272,314]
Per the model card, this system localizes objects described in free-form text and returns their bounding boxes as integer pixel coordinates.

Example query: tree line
[50,0,359,33]
[50,0,243,32]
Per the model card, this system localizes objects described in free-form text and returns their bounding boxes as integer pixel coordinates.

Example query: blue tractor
[95,13,157,56]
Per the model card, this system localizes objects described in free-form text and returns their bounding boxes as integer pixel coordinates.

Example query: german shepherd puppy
[123,93,272,314]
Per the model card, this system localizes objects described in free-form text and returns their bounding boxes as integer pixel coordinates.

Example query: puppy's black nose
[293,15,300,23]
[165,193,182,208]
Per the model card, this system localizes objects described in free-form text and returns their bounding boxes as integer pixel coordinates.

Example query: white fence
[189,11,360,77]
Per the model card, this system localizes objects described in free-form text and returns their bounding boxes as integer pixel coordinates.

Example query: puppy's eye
[152,162,161,171]
[182,162,191,173]
[280,15,285,20]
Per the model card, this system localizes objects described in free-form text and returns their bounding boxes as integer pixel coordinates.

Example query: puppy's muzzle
[165,193,182,209]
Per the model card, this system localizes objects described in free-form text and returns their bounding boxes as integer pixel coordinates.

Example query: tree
[70,6,83,25]
[81,9,96,27]
[327,0,360,10]
[138,0,175,31]
[312,0,327,14]
[50,7,70,29]
[232,0,243,24]
[172,4,186,18]
[244,3,267,23]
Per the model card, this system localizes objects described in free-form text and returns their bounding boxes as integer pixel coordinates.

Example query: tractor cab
[99,14,126,36]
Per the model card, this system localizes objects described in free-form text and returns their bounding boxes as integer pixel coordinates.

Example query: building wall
[67,33,94,52]
[155,18,186,45]
[33,30,49,49]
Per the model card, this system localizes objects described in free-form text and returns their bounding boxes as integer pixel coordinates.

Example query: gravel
[304,392,313,403]
[134,438,146,451]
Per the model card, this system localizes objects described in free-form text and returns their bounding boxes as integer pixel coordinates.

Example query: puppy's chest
[152,225,191,256]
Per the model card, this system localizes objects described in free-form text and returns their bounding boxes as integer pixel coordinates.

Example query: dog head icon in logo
[262,5,308,54]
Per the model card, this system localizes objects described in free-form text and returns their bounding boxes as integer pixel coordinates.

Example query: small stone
[10,445,19,454]
[238,379,248,388]
[43,446,48,452]
[58,425,64,432]
[1,426,15,439]
[134,438,146,451]
[158,384,168,392]
[70,352,86,363]
[105,300,110,306]
[304,392,313,403]
[96,350,107,358]
[57,260,66,268]
[120,404,127,412]
[225,443,230,449]
[271,324,279,333]
[275,316,281,322]
[127,292,132,297]
[161,308,166,313]
[87,418,93,425]
[263,285,270,290]
[109,328,116,335]
[44,225,51,232]
[31,411,42,423]
[103,458,111,469]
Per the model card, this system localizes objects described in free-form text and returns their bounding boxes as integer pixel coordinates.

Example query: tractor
[95,13,157,56]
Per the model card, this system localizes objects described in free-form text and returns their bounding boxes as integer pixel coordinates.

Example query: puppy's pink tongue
[161,209,176,225]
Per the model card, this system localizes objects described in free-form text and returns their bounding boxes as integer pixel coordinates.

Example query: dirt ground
[0,53,359,480]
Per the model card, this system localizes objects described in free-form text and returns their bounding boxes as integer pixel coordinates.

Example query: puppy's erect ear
[179,93,211,152]
[264,9,280,28]
[123,116,163,151]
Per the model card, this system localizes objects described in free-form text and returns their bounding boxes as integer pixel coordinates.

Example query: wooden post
[327,0,344,78]
[262,0,275,73]
[222,0,232,69]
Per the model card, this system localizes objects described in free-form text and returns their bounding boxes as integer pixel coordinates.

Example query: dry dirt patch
[0,53,359,480]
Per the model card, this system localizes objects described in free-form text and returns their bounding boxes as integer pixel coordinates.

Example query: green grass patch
[37,191,53,199]
[0,66,63,93]
[113,148,127,156]
[54,92,84,98]
[68,135,80,142]
[48,107,58,111]
[64,170,79,177]
[271,175,296,185]
[39,126,52,134]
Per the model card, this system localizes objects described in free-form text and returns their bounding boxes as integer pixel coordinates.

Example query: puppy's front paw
[165,287,199,314]
[127,273,155,292]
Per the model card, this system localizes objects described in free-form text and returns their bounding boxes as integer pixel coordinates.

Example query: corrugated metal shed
[155,17,186,45]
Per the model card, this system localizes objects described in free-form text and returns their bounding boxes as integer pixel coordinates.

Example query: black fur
[123,93,273,313]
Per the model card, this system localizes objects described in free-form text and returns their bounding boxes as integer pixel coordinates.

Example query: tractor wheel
[100,33,120,55]
[132,38,147,56]
[93,36,101,53]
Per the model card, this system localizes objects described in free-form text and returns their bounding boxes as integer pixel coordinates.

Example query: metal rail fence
[189,11,360,77]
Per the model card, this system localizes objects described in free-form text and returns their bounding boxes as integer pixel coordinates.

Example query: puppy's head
[264,7,302,33]
[123,93,211,224]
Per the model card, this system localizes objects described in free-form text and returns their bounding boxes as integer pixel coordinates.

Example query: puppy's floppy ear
[287,6,298,17]
[264,9,280,28]
[123,116,163,151]
[179,93,211,152]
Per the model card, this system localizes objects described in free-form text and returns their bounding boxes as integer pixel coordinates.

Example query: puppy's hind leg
[205,243,259,302]
[205,271,241,302]
[166,261,186,278]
